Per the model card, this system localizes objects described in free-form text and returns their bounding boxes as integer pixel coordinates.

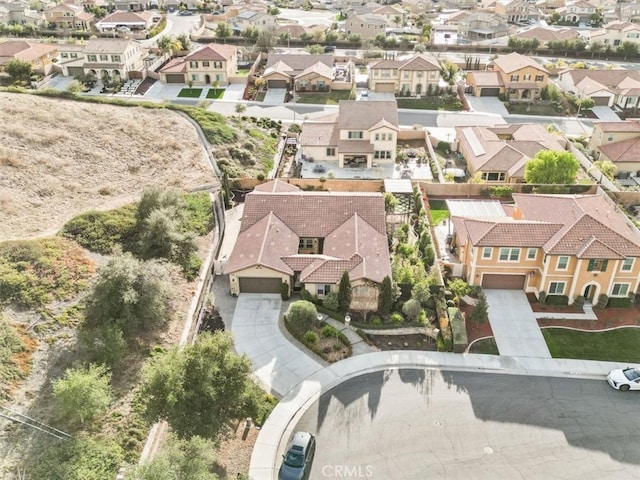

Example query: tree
[84,253,174,336]
[592,160,617,180]
[212,79,220,97]
[79,324,126,371]
[338,271,352,313]
[4,58,32,84]
[411,280,432,307]
[617,41,638,60]
[421,23,432,44]
[589,40,604,58]
[393,15,402,27]
[447,279,471,299]
[524,150,579,185]
[126,435,218,480]
[286,300,317,331]
[256,27,277,53]
[53,364,112,426]
[325,31,338,43]
[141,332,262,442]
[383,192,398,214]
[215,23,231,40]
[177,33,192,51]
[440,60,458,85]
[470,292,489,323]
[306,44,324,55]
[402,298,422,322]
[157,35,181,54]
[66,80,83,94]
[378,276,394,317]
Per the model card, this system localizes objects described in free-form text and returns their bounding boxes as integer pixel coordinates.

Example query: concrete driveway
[484,290,551,358]
[263,88,287,106]
[466,95,509,116]
[222,82,245,101]
[591,106,621,121]
[230,294,324,397]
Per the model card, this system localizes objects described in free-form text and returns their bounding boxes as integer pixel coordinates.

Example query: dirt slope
[0,93,216,241]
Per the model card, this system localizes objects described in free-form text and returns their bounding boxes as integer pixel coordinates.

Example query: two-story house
[455,123,568,183]
[224,180,391,311]
[299,100,398,168]
[619,3,640,24]
[557,69,640,109]
[467,52,548,100]
[82,38,145,80]
[0,39,58,75]
[345,13,388,39]
[159,43,238,85]
[590,21,640,49]
[229,9,276,35]
[494,0,541,23]
[368,53,441,96]
[45,2,93,29]
[458,12,509,42]
[559,0,597,22]
[0,0,45,27]
[448,194,640,305]
[588,120,640,172]
[262,54,334,91]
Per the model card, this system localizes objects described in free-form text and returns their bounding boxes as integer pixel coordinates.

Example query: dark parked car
[278,431,316,480]
[324,45,336,53]
[178,9,193,15]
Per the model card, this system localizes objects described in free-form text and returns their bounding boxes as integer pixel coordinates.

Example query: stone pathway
[319,315,378,355]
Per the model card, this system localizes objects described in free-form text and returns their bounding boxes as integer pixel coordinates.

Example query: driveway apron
[231,294,324,397]
[262,88,287,106]
[484,290,551,358]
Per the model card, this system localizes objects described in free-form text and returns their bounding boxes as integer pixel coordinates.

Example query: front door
[583,284,595,301]
[205,74,211,85]
[416,83,422,96]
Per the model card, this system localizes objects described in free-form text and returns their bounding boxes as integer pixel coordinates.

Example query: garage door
[592,96,610,106]
[166,74,185,83]
[480,87,500,97]
[481,274,526,290]
[375,83,395,93]
[268,79,287,89]
[239,277,282,294]
[68,66,84,77]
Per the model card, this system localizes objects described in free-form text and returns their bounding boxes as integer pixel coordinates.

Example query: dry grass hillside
[0,92,215,241]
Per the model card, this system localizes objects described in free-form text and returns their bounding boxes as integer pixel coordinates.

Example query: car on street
[178,9,193,15]
[278,431,316,480]
[607,367,640,391]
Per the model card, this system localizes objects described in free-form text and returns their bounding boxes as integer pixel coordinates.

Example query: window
[481,172,506,181]
[70,53,77,58]
[214,61,222,68]
[535,75,544,82]
[111,55,121,62]
[607,134,614,142]
[587,259,608,272]
[499,248,520,262]
[316,284,331,295]
[375,133,379,141]
[417,71,423,78]
[87,55,97,61]
[510,74,519,81]
[374,151,391,159]
[299,238,314,249]
[61,52,69,58]
[548,281,565,295]
[100,54,108,61]
[482,247,492,259]
[189,61,198,68]
[202,61,210,67]
[191,74,199,81]
[348,131,363,139]
[326,147,335,156]
[403,71,410,79]
[523,74,531,81]
[557,256,569,270]
[621,258,634,271]
[527,248,537,260]
[611,283,629,297]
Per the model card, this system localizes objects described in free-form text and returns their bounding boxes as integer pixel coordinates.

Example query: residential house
[0,40,58,75]
[45,2,93,29]
[448,194,640,304]
[370,4,405,24]
[402,0,436,15]
[559,0,597,22]
[159,43,238,85]
[458,12,510,42]
[537,0,565,13]
[468,52,549,100]
[588,120,640,172]
[82,38,145,79]
[455,123,568,182]
[513,26,579,46]
[557,69,640,110]
[299,100,398,168]
[229,9,276,35]
[448,0,477,10]
[345,13,388,39]
[495,0,542,23]
[443,10,472,27]
[590,21,640,49]
[262,54,334,91]
[368,53,441,96]
[224,180,391,310]
[57,43,85,77]
[0,1,45,26]
[94,10,156,32]
[619,3,640,24]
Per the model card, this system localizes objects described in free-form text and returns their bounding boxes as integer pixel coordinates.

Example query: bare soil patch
[367,333,437,351]
[0,92,216,241]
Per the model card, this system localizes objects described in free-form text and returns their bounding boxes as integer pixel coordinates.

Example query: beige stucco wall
[589,124,640,150]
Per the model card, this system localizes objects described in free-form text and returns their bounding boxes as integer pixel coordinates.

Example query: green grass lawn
[429,199,449,225]
[542,328,640,363]
[397,96,463,111]
[295,91,353,105]
[178,88,203,98]
[468,338,499,355]
[206,88,225,99]
[255,91,266,102]
[505,103,564,116]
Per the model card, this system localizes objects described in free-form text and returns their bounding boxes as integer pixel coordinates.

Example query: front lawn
[468,337,499,355]
[542,328,640,363]
[505,102,563,116]
[295,90,353,105]
[206,88,225,99]
[397,95,463,111]
[429,199,449,225]
[177,88,203,98]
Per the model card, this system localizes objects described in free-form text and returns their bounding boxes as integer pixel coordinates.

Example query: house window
[348,131,363,139]
[61,52,69,58]
[189,61,198,68]
[375,133,379,141]
[523,74,531,81]
[111,55,121,62]
[70,53,77,58]
[548,281,565,295]
[481,172,506,181]
[417,71,423,78]
[87,55,97,61]
[403,71,410,79]
[587,259,608,272]
[557,256,569,270]
[510,74,519,81]
[535,75,544,82]
[607,134,614,141]
[499,248,520,262]
[191,74,199,81]
[611,283,629,297]
[100,54,108,61]
[327,147,336,156]
[621,258,634,271]
[316,284,331,295]
[299,238,314,249]
[527,248,537,260]
[374,151,391,159]
[202,61,210,67]
[214,61,222,68]
[482,247,492,259]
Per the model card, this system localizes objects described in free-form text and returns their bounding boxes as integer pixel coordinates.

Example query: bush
[280,282,289,301]
[286,300,318,332]
[323,292,339,311]
[596,294,608,309]
[545,295,569,306]
[303,330,318,344]
[608,297,631,308]
[573,295,585,309]
[470,292,488,323]
[402,298,422,322]
[60,205,137,254]
[321,324,338,338]
[390,312,404,324]
[538,291,546,304]
[372,316,382,326]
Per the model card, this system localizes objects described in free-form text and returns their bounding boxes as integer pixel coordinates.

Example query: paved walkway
[532,302,598,320]
[484,290,551,358]
[320,315,377,355]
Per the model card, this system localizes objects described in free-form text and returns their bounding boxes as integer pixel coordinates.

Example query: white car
[607,367,640,391]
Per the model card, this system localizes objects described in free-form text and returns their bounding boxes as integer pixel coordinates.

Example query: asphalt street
[293,369,640,480]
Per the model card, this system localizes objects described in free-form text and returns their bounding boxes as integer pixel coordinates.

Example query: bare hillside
[0,93,216,241]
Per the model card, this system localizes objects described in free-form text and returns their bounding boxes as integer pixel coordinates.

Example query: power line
[0,406,71,441]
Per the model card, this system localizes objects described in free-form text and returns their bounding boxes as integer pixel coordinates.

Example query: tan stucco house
[588,120,640,173]
[262,54,334,91]
[368,53,441,96]
[159,43,238,85]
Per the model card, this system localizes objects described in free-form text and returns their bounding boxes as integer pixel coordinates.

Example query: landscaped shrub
[596,293,608,309]
[573,295,585,309]
[280,283,289,301]
[303,330,318,344]
[60,205,136,254]
[545,295,569,306]
[321,324,338,338]
[299,288,319,304]
[470,292,489,323]
[447,307,468,353]
[608,297,631,308]
[402,299,422,322]
[322,292,339,311]
[390,312,404,324]
[285,300,318,332]
[372,316,382,326]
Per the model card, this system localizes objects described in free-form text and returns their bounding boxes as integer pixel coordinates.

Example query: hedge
[545,295,569,306]
[447,307,468,353]
[608,297,632,308]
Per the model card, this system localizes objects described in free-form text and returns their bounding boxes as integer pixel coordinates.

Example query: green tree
[447,279,471,299]
[157,35,181,54]
[306,44,324,54]
[440,60,458,85]
[212,78,220,97]
[84,253,173,336]
[256,28,277,53]
[411,280,432,307]
[402,298,422,322]
[617,41,638,60]
[524,150,579,185]
[589,40,604,58]
[79,324,126,371]
[338,271,352,313]
[126,434,218,480]
[286,300,317,331]
[177,33,192,51]
[383,192,399,214]
[216,23,231,39]
[470,292,489,323]
[53,364,112,426]
[378,276,394,317]
[141,332,262,442]
[325,31,338,43]
[4,58,32,83]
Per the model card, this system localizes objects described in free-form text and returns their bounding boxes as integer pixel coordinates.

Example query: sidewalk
[319,315,377,355]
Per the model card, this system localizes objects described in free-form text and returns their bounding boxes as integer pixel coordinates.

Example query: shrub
[280,282,289,301]
[573,295,585,309]
[303,330,318,344]
[545,295,568,306]
[390,312,404,324]
[402,299,422,322]
[470,292,488,323]
[321,324,338,338]
[538,291,546,304]
[447,279,471,300]
[596,294,608,309]
[323,292,339,311]
[372,316,382,326]
[60,205,137,254]
[608,297,631,308]
[286,300,318,332]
